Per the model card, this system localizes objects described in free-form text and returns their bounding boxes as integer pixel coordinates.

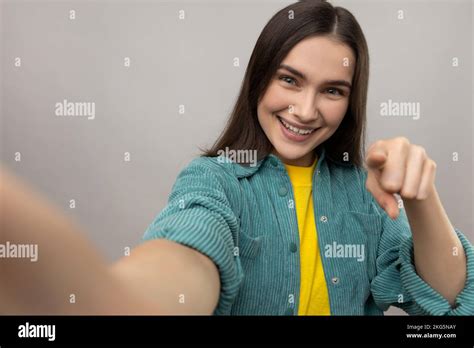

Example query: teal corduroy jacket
[142,146,474,315]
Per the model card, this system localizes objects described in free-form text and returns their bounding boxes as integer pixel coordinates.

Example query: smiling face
[257,35,356,166]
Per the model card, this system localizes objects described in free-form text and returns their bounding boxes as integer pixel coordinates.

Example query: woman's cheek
[267,84,293,110]
[321,99,348,126]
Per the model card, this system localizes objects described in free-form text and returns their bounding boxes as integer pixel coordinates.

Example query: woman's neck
[272,150,317,167]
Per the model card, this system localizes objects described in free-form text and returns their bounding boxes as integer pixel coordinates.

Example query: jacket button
[278,187,288,196]
[331,277,339,285]
[284,308,294,315]
[320,215,328,223]
[289,242,297,253]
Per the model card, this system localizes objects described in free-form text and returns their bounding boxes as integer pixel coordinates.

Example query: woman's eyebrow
[278,64,352,90]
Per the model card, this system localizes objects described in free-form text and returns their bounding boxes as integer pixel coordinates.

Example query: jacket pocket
[340,211,381,281]
[330,211,382,313]
[341,211,382,236]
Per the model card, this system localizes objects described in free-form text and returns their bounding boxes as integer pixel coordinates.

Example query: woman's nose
[289,91,320,123]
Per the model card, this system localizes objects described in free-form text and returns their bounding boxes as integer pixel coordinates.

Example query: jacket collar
[231,145,353,178]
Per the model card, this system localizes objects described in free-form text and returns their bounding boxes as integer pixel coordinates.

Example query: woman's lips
[277,115,319,143]
[278,115,316,132]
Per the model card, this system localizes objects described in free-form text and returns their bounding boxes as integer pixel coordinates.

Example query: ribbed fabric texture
[142,146,474,315]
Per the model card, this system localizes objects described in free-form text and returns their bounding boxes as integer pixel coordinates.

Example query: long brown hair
[202,0,369,167]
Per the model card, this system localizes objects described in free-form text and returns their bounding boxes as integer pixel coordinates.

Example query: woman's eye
[279,75,297,86]
[326,88,344,96]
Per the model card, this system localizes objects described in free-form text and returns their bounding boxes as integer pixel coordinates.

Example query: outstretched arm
[0,166,220,315]
[365,137,467,306]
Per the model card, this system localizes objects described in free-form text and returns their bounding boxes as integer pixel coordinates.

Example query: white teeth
[279,117,315,135]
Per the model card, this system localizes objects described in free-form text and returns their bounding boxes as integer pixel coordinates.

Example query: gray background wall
[1,0,473,315]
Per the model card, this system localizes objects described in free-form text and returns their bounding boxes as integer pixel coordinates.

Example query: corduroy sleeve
[141,158,244,315]
[359,168,474,315]
[368,195,474,315]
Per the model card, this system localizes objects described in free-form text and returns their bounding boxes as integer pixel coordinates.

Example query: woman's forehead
[281,36,356,82]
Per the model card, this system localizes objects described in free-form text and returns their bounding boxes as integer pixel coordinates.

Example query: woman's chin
[273,147,311,163]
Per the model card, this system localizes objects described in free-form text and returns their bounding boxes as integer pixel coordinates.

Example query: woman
[1,0,472,316]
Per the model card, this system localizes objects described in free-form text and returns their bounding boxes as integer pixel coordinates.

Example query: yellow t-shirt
[284,158,331,315]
